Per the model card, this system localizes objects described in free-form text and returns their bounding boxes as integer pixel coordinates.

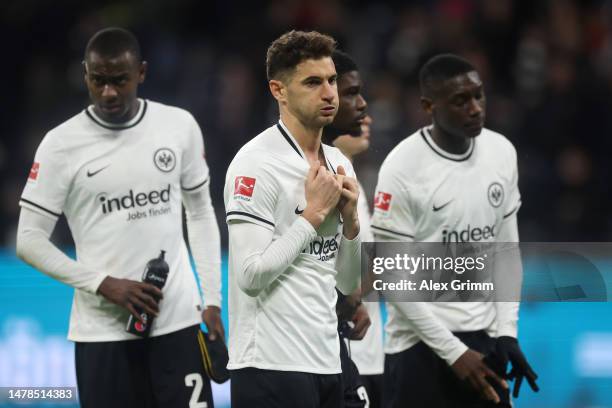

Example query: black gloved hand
[496,336,539,397]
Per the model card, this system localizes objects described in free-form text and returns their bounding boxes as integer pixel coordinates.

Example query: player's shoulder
[236,124,279,155]
[380,128,426,173]
[479,127,517,158]
[145,99,197,125]
[42,110,92,150]
[227,125,279,171]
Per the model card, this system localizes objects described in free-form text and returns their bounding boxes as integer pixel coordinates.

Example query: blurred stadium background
[1,0,611,407]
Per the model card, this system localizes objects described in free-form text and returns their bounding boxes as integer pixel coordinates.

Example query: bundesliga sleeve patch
[374,191,392,211]
[234,176,256,201]
[28,162,40,182]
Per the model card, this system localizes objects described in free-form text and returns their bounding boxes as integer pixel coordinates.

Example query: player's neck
[280,112,322,158]
[430,125,471,155]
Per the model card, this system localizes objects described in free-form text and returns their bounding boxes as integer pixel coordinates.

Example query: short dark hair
[331,50,358,77]
[84,27,142,62]
[266,30,336,81]
[419,53,476,97]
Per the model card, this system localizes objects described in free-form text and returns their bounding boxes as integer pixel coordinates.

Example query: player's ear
[420,96,433,115]
[138,61,147,84]
[269,79,286,102]
[82,60,88,82]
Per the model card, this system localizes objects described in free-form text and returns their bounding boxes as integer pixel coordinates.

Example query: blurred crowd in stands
[1,0,611,246]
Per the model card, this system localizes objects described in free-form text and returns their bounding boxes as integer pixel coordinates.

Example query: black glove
[496,336,539,397]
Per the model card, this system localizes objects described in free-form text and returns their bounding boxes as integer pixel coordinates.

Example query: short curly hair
[85,27,141,62]
[266,30,337,81]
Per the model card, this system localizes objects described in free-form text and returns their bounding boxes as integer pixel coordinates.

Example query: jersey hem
[354,368,384,376]
[227,361,341,375]
[384,341,420,356]
[67,317,201,342]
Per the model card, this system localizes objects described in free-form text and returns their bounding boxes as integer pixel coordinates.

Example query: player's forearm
[183,186,222,307]
[494,213,521,338]
[492,246,520,338]
[16,209,106,294]
[392,301,468,365]
[373,232,467,365]
[335,232,361,295]
[188,217,222,307]
[342,214,360,240]
[231,217,316,297]
[495,302,519,338]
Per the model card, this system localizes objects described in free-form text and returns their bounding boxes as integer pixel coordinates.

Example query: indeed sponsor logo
[99,184,171,214]
[303,233,340,262]
[442,224,496,243]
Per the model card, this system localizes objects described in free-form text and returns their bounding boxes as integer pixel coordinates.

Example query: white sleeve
[229,217,316,297]
[494,213,521,338]
[371,162,417,241]
[182,181,222,308]
[20,132,70,219]
[493,148,522,338]
[374,233,468,365]
[335,232,361,295]
[391,302,469,365]
[224,151,277,231]
[332,154,361,295]
[181,113,210,191]
[503,145,521,219]
[372,160,468,365]
[16,207,107,294]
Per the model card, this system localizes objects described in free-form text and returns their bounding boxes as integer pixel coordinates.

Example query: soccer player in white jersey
[224,31,361,407]
[322,50,384,408]
[15,28,223,408]
[371,54,538,407]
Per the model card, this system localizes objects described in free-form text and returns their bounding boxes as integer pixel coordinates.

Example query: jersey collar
[85,99,148,130]
[421,126,475,162]
[277,119,305,158]
[276,120,337,173]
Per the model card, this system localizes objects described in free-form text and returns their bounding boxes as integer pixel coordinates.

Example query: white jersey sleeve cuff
[444,341,470,366]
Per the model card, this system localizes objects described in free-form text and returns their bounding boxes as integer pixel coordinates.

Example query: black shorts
[383,330,510,408]
[75,324,213,408]
[231,367,343,408]
[340,335,367,408]
[360,374,383,408]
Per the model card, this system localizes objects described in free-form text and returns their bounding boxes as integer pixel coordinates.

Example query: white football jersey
[348,182,384,375]
[371,126,521,354]
[224,120,355,374]
[20,99,210,342]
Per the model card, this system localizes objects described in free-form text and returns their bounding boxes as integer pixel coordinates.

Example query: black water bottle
[126,250,169,337]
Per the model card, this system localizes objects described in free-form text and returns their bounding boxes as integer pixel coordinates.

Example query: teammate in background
[16,28,223,408]
[224,31,361,407]
[322,50,384,408]
[371,54,538,407]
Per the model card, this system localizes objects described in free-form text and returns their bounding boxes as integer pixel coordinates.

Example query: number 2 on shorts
[184,373,208,408]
